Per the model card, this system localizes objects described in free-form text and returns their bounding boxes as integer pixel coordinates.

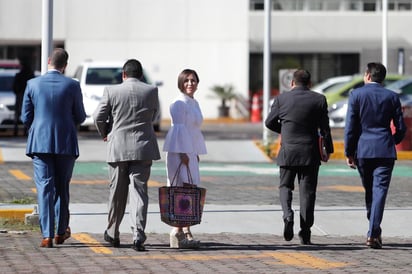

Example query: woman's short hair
[177,69,199,92]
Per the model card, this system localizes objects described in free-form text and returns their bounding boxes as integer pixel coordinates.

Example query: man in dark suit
[345,62,406,249]
[265,69,333,245]
[93,59,160,252]
[21,48,86,248]
[13,57,34,136]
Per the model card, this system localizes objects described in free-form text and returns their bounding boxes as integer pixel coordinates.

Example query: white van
[73,61,161,131]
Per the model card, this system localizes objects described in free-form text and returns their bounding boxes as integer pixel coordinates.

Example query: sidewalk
[5,203,412,238]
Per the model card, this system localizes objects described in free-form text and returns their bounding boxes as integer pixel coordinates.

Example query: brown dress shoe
[40,238,53,248]
[366,236,382,249]
[55,227,71,245]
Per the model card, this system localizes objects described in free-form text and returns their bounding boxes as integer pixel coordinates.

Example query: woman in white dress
[163,69,207,248]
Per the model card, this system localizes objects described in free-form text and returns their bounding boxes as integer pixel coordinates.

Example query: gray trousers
[106,160,152,243]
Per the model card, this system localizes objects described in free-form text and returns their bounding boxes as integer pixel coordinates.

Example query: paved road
[0,124,411,273]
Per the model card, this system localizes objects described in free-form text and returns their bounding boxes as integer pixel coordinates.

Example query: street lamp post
[262,0,272,146]
[41,0,53,75]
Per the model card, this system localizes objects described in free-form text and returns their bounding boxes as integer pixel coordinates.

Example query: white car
[312,75,353,94]
[73,61,162,131]
[0,69,19,129]
[328,99,348,128]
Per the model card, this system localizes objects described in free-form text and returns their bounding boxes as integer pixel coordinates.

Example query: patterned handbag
[158,163,206,227]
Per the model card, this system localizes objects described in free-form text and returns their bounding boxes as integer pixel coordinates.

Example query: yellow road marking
[148,180,163,187]
[68,234,348,270]
[320,185,364,192]
[115,252,348,269]
[71,233,112,254]
[9,169,31,180]
[270,252,348,269]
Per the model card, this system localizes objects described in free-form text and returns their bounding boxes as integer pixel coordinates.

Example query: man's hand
[346,156,356,169]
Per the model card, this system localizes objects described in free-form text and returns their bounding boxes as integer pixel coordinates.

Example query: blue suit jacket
[21,70,86,157]
[345,82,406,159]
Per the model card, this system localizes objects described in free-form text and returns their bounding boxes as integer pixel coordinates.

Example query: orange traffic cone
[251,93,262,123]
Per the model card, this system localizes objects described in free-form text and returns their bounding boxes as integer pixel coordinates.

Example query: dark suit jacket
[344,82,406,159]
[265,87,334,166]
[21,70,86,157]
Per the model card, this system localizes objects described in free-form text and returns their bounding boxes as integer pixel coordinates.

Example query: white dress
[163,93,207,186]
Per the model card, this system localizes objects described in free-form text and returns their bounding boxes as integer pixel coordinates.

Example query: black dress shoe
[132,240,146,252]
[298,230,312,245]
[283,218,294,241]
[104,230,120,247]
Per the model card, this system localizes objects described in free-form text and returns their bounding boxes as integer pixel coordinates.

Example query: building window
[250,0,412,11]
[363,0,377,11]
[250,0,264,10]
[398,1,412,10]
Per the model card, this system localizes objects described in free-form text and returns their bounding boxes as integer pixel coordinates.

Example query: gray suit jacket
[93,78,161,163]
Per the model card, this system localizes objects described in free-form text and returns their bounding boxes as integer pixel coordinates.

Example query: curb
[258,140,412,161]
[0,208,33,220]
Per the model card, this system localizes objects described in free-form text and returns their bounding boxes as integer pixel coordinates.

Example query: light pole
[262,0,272,146]
[382,0,388,67]
[41,0,53,75]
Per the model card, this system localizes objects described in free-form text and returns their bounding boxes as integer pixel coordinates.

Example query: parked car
[0,69,19,129]
[312,75,353,94]
[0,59,20,70]
[328,76,412,128]
[73,61,162,131]
[385,77,412,103]
[325,74,405,106]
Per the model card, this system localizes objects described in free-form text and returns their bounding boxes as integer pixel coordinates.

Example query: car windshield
[322,81,349,93]
[386,79,412,92]
[85,68,123,85]
[0,75,14,92]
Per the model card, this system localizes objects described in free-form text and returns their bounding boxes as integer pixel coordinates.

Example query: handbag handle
[170,162,194,187]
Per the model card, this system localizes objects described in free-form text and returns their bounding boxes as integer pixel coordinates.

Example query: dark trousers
[32,154,76,238]
[357,158,394,238]
[279,165,319,232]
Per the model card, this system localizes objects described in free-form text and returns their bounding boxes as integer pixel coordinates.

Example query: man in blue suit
[21,48,86,248]
[345,62,406,249]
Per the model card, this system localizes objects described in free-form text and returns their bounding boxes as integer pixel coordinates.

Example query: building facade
[1,0,411,119]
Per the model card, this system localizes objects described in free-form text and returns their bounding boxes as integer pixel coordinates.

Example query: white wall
[63,0,250,119]
[2,0,412,118]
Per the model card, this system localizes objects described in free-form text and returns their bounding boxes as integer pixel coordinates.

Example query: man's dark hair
[366,62,386,83]
[50,48,68,69]
[123,59,143,79]
[293,69,311,87]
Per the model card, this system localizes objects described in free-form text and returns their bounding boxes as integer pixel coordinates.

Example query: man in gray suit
[93,59,160,252]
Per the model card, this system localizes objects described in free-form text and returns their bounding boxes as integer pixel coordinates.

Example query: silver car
[328,77,412,128]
